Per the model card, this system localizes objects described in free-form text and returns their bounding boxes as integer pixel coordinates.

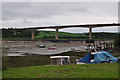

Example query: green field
[3,63,118,78]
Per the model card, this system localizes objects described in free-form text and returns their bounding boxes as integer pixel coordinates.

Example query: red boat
[48,47,56,50]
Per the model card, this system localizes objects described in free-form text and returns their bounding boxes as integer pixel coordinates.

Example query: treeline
[2,28,39,40]
[85,32,120,40]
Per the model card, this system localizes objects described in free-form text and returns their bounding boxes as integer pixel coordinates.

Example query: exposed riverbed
[2,41,88,56]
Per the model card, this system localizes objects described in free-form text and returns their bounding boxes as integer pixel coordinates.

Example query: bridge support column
[31,30,35,40]
[55,29,59,40]
[89,28,92,40]
[13,30,16,36]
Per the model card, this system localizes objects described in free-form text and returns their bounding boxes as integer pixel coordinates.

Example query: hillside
[35,31,88,40]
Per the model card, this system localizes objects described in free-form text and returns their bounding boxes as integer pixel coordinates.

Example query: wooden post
[61,57,63,65]
[68,58,71,64]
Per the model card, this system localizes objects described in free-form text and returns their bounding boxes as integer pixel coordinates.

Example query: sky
[2,2,119,33]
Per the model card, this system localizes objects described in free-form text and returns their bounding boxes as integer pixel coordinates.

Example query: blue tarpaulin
[80,53,91,63]
[80,51,118,63]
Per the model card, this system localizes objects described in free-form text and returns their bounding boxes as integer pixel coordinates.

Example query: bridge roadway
[4,23,120,40]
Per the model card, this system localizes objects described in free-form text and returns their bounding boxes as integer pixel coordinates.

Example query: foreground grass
[3,63,118,78]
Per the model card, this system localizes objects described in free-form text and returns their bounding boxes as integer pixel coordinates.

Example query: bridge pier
[55,29,59,40]
[31,30,35,40]
[13,30,17,36]
[89,28,92,40]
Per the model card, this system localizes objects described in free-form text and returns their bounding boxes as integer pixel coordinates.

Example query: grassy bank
[3,63,118,78]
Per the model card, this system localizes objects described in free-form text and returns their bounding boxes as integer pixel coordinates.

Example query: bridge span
[3,23,120,40]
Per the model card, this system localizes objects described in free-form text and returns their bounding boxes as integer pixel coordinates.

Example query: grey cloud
[2,2,89,21]
[21,19,56,26]
[22,19,31,24]
[2,2,118,32]
[2,2,117,20]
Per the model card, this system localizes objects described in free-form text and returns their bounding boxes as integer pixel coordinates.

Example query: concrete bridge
[3,23,120,40]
